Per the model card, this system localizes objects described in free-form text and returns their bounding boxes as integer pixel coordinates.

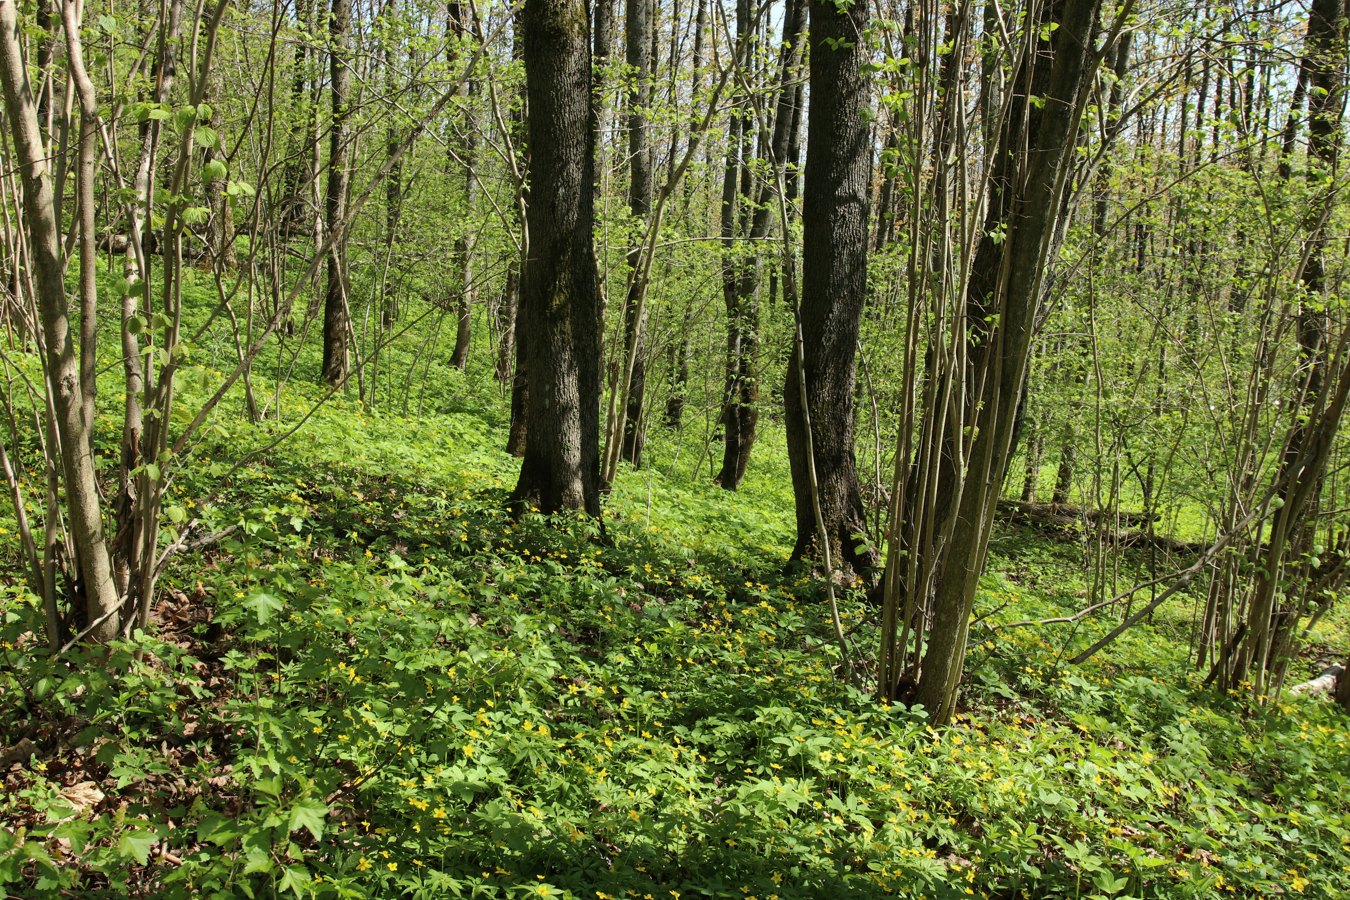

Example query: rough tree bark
[662,0,709,432]
[509,0,603,515]
[716,0,806,490]
[784,0,876,573]
[1337,656,1350,711]
[715,0,753,489]
[280,0,313,233]
[909,0,1107,721]
[505,23,529,449]
[449,0,478,370]
[321,0,352,386]
[618,0,654,467]
[0,0,121,641]
[1234,0,1348,695]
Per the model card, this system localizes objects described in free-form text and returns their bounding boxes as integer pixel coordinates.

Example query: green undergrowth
[2,397,1350,899]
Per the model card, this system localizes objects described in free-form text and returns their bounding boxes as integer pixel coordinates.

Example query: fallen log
[1290,665,1344,697]
[996,499,1202,555]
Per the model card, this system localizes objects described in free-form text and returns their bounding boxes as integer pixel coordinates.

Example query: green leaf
[287,798,328,840]
[118,829,156,865]
[244,592,283,625]
[1092,870,1129,894]
[196,813,241,847]
[279,864,312,895]
[202,159,228,181]
[194,125,220,150]
[242,846,273,875]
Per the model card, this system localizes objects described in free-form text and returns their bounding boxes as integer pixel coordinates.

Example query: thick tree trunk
[510,0,602,515]
[784,0,875,574]
[321,0,352,387]
[0,0,121,641]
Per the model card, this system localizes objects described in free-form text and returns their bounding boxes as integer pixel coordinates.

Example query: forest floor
[3,392,1350,898]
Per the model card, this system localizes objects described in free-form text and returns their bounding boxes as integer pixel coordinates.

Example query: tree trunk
[783,0,875,574]
[321,0,352,387]
[498,263,520,384]
[664,308,690,428]
[281,0,313,233]
[619,0,654,467]
[69,0,98,439]
[504,22,528,443]
[450,6,478,371]
[1021,420,1043,503]
[111,0,182,605]
[506,317,528,456]
[0,0,121,641]
[510,0,602,515]
[1234,0,1347,696]
[908,0,1106,722]
[1336,656,1350,711]
[380,0,406,334]
[592,0,616,182]
[205,63,236,271]
[715,0,806,489]
[714,0,751,488]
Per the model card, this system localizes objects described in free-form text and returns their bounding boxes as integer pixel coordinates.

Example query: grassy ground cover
[2,392,1349,898]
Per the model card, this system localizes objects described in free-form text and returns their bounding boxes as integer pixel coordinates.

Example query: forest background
[3,0,1350,894]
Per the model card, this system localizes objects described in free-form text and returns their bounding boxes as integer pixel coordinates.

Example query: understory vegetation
[7,0,1350,893]
[3,389,1348,898]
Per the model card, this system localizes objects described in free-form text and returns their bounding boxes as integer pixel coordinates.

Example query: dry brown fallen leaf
[55,781,106,819]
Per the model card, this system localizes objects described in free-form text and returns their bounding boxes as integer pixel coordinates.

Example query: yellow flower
[387,862,398,872]
[356,858,372,872]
